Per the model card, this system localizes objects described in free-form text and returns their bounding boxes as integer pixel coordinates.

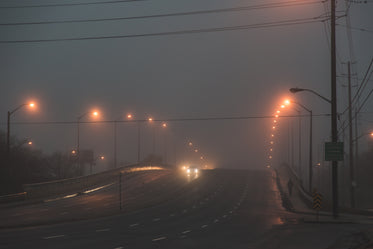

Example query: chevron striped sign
[312,192,322,210]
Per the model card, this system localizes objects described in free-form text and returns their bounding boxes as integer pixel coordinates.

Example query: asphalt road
[2,169,369,249]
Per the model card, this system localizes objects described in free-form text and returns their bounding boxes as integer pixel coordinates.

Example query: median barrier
[23,164,165,200]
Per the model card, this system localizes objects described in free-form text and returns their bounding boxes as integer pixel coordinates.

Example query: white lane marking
[83,182,115,194]
[43,235,65,240]
[192,205,196,209]
[222,215,227,218]
[60,212,69,215]
[181,230,191,234]
[214,219,219,223]
[170,213,175,217]
[114,247,124,249]
[229,211,233,214]
[183,209,187,213]
[153,218,161,222]
[201,224,208,228]
[130,223,139,227]
[152,236,167,242]
[96,228,110,232]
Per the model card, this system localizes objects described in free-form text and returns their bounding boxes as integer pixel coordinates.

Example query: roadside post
[119,172,122,211]
[312,189,322,222]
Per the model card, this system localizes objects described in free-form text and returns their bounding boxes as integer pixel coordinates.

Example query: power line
[0,0,145,9]
[0,16,326,44]
[2,113,331,126]
[0,0,323,26]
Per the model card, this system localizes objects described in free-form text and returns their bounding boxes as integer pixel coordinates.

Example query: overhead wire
[0,0,145,9]
[0,16,327,44]
[0,0,323,26]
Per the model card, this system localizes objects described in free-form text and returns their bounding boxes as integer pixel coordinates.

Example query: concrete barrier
[23,164,165,200]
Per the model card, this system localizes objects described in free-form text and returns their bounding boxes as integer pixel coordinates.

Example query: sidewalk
[275,164,373,223]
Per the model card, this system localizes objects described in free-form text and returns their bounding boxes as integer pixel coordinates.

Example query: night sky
[1,0,372,170]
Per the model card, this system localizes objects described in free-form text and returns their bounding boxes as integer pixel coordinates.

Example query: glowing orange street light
[270,141,274,144]
[188,142,193,146]
[162,122,167,128]
[274,120,277,123]
[100,156,105,160]
[7,101,38,154]
[271,134,274,137]
[370,132,373,137]
[276,110,280,114]
[28,141,33,145]
[194,149,198,153]
[284,99,291,106]
[148,117,153,122]
[127,113,133,119]
[272,126,276,129]
[269,156,272,159]
[280,104,286,109]
[270,148,273,152]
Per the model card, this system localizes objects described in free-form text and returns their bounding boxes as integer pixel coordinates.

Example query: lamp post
[90,155,105,174]
[162,122,167,164]
[291,101,313,193]
[289,86,339,218]
[77,110,99,175]
[7,102,35,155]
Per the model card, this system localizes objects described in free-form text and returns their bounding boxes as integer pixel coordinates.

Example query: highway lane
[0,169,296,249]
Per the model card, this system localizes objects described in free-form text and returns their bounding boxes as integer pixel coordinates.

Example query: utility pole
[331,0,339,218]
[348,62,355,208]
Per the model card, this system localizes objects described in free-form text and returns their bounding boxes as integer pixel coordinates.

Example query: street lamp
[289,100,314,193]
[289,88,331,104]
[162,122,167,164]
[7,102,36,155]
[290,86,339,218]
[77,110,99,174]
[90,155,105,174]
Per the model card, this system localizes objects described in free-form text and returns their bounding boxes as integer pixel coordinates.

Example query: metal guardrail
[0,192,26,204]
[22,164,166,201]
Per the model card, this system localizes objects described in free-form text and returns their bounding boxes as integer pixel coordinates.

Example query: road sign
[312,192,322,210]
[324,142,344,161]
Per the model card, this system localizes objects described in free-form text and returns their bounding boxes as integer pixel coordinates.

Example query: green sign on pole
[325,142,344,161]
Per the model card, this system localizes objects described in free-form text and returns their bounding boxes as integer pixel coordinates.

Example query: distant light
[270,141,274,144]
[71,150,77,154]
[148,117,153,122]
[280,105,285,109]
[100,156,105,160]
[28,141,33,145]
[92,111,99,116]
[274,120,277,123]
[272,126,276,129]
[271,134,274,137]
[188,142,193,146]
[270,148,273,151]
[275,114,279,118]
[284,99,290,105]
[29,102,35,108]
[200,156,204,160]
[162,123,167,128]
[194,149,198,153]
[276,110,280,114]
[370,132,373,137]
[127,114,133,119]
[269,156,272,159]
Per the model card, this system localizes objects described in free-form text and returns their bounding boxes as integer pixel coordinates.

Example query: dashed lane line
[153,218,161,222]
[96,228,110,232]
[181,230,191,234]
[43,235,65,240]
[129,223,139,227]
[152,236,167,242]
[201,224,208,228]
